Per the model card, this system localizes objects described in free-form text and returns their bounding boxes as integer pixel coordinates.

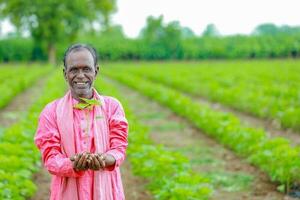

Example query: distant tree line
[0,0,116,63]
[0,15,300,62]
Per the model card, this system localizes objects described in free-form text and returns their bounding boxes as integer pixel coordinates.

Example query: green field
[1,60,300,199]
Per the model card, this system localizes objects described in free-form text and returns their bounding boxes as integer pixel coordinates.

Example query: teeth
[75,82,87,85]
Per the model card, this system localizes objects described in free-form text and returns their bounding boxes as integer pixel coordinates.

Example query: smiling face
[64,48,99,101]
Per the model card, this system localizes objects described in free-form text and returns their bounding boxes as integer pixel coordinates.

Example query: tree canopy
[0,0,116,63]
[202,24,219,37]
[253,23,300,35]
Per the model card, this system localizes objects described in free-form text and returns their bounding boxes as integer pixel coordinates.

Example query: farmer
[34,44,128,200]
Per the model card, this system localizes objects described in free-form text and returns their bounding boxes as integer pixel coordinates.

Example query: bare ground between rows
[179,90,300,147]
[105,77,296,200]
[121,160,153,200]
[0,78,46,128]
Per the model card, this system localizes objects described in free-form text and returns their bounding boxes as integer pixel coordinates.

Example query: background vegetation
[1,4,300,63]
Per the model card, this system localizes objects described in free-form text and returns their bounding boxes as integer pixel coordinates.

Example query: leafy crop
[104,68,300,193]
[95,78,213,200]
[0,70,65,199]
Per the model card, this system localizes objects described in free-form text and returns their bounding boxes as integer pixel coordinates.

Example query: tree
[181,27,195,39]
[202,24,219,37]
[139,15,165,41]
[0,0,116,63]
[253,23,278,35]
[139,16,184,59]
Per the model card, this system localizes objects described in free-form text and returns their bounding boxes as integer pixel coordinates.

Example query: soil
[194,96,300,147]
[121,160,153,200]
[0,78,46,128]
[106,77,297,200]
[29,168,51,200]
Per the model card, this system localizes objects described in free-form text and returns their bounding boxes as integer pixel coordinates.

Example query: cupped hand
[70,152,91,171]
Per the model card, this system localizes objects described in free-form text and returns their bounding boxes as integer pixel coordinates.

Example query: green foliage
[95,78,213,200]
[0,38,33,62]
[202,24,220,37]
[253,23,300,36]
[0,65,52,109]
[0,0,116,62]
[0,70,65,199]
[1,22,300,61]
[0,170,36,200]
[250,138,300,189]
[122,60,300,132]
[103,66,300,192]
[73,97,101,110]
[139,16,184,59]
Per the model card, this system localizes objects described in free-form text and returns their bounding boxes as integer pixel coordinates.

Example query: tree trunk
[48,43,56,65]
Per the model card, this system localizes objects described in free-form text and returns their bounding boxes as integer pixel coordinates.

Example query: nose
[77,69,85,78]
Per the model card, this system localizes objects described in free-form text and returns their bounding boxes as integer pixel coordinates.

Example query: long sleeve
[105,98,129,171]
[34,102,84,177]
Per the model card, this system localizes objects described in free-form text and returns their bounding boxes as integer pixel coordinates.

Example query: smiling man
[34,44,128,200]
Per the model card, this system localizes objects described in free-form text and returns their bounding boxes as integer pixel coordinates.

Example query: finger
[92,155,101,170]
[76,153,88,170]
[96,154,106,169]
[95,155,103,169]
[84,153,93,170]
[90,155,97,170]
[70,155,75,161]
[89,154,96,170]
[83,159,89,170]
[73,154,82,169]
[86,154,93,170]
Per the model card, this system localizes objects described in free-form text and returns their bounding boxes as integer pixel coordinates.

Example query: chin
[73,88,92,98]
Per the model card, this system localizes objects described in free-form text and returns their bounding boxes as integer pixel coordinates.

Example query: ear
[63,68,67,80]
[95,65,100,76]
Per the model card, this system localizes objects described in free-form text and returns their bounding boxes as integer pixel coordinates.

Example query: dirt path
[121,160,153,200]
[0,78,46,128]
[30,168,51,200]
[192,96,300,147]
[106,77,296,200]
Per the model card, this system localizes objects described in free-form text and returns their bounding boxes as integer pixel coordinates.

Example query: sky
[1,0,299,38]
[112,0,300,38]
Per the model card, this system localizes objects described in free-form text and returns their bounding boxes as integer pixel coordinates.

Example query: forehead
[66,48,94,68]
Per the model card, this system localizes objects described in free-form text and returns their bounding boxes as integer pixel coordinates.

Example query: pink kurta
[34,93,128,200]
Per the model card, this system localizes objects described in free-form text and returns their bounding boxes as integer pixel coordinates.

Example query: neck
[71,91,93,102]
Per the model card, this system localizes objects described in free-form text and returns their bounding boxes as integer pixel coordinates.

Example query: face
[64,49,99,100]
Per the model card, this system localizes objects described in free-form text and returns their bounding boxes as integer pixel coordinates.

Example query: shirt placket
[80,110,91,151]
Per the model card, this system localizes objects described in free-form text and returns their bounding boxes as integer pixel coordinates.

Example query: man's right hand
[71,152,91,171]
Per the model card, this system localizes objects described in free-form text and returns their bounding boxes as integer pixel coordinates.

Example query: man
[34,44,128,200]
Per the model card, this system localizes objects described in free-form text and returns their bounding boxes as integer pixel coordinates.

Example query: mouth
[73,81,90,88]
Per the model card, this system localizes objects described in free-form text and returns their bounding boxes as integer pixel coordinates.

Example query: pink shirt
[34,96,128,200]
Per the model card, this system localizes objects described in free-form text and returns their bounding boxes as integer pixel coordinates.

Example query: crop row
[103,69,300,193]
[0,65,52,109]
[110,60,300,131]
[95,78,213,199]
[0,71,65,199]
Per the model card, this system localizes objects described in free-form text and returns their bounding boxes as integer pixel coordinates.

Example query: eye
[69,68,78,73]
[83,67,92,72]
